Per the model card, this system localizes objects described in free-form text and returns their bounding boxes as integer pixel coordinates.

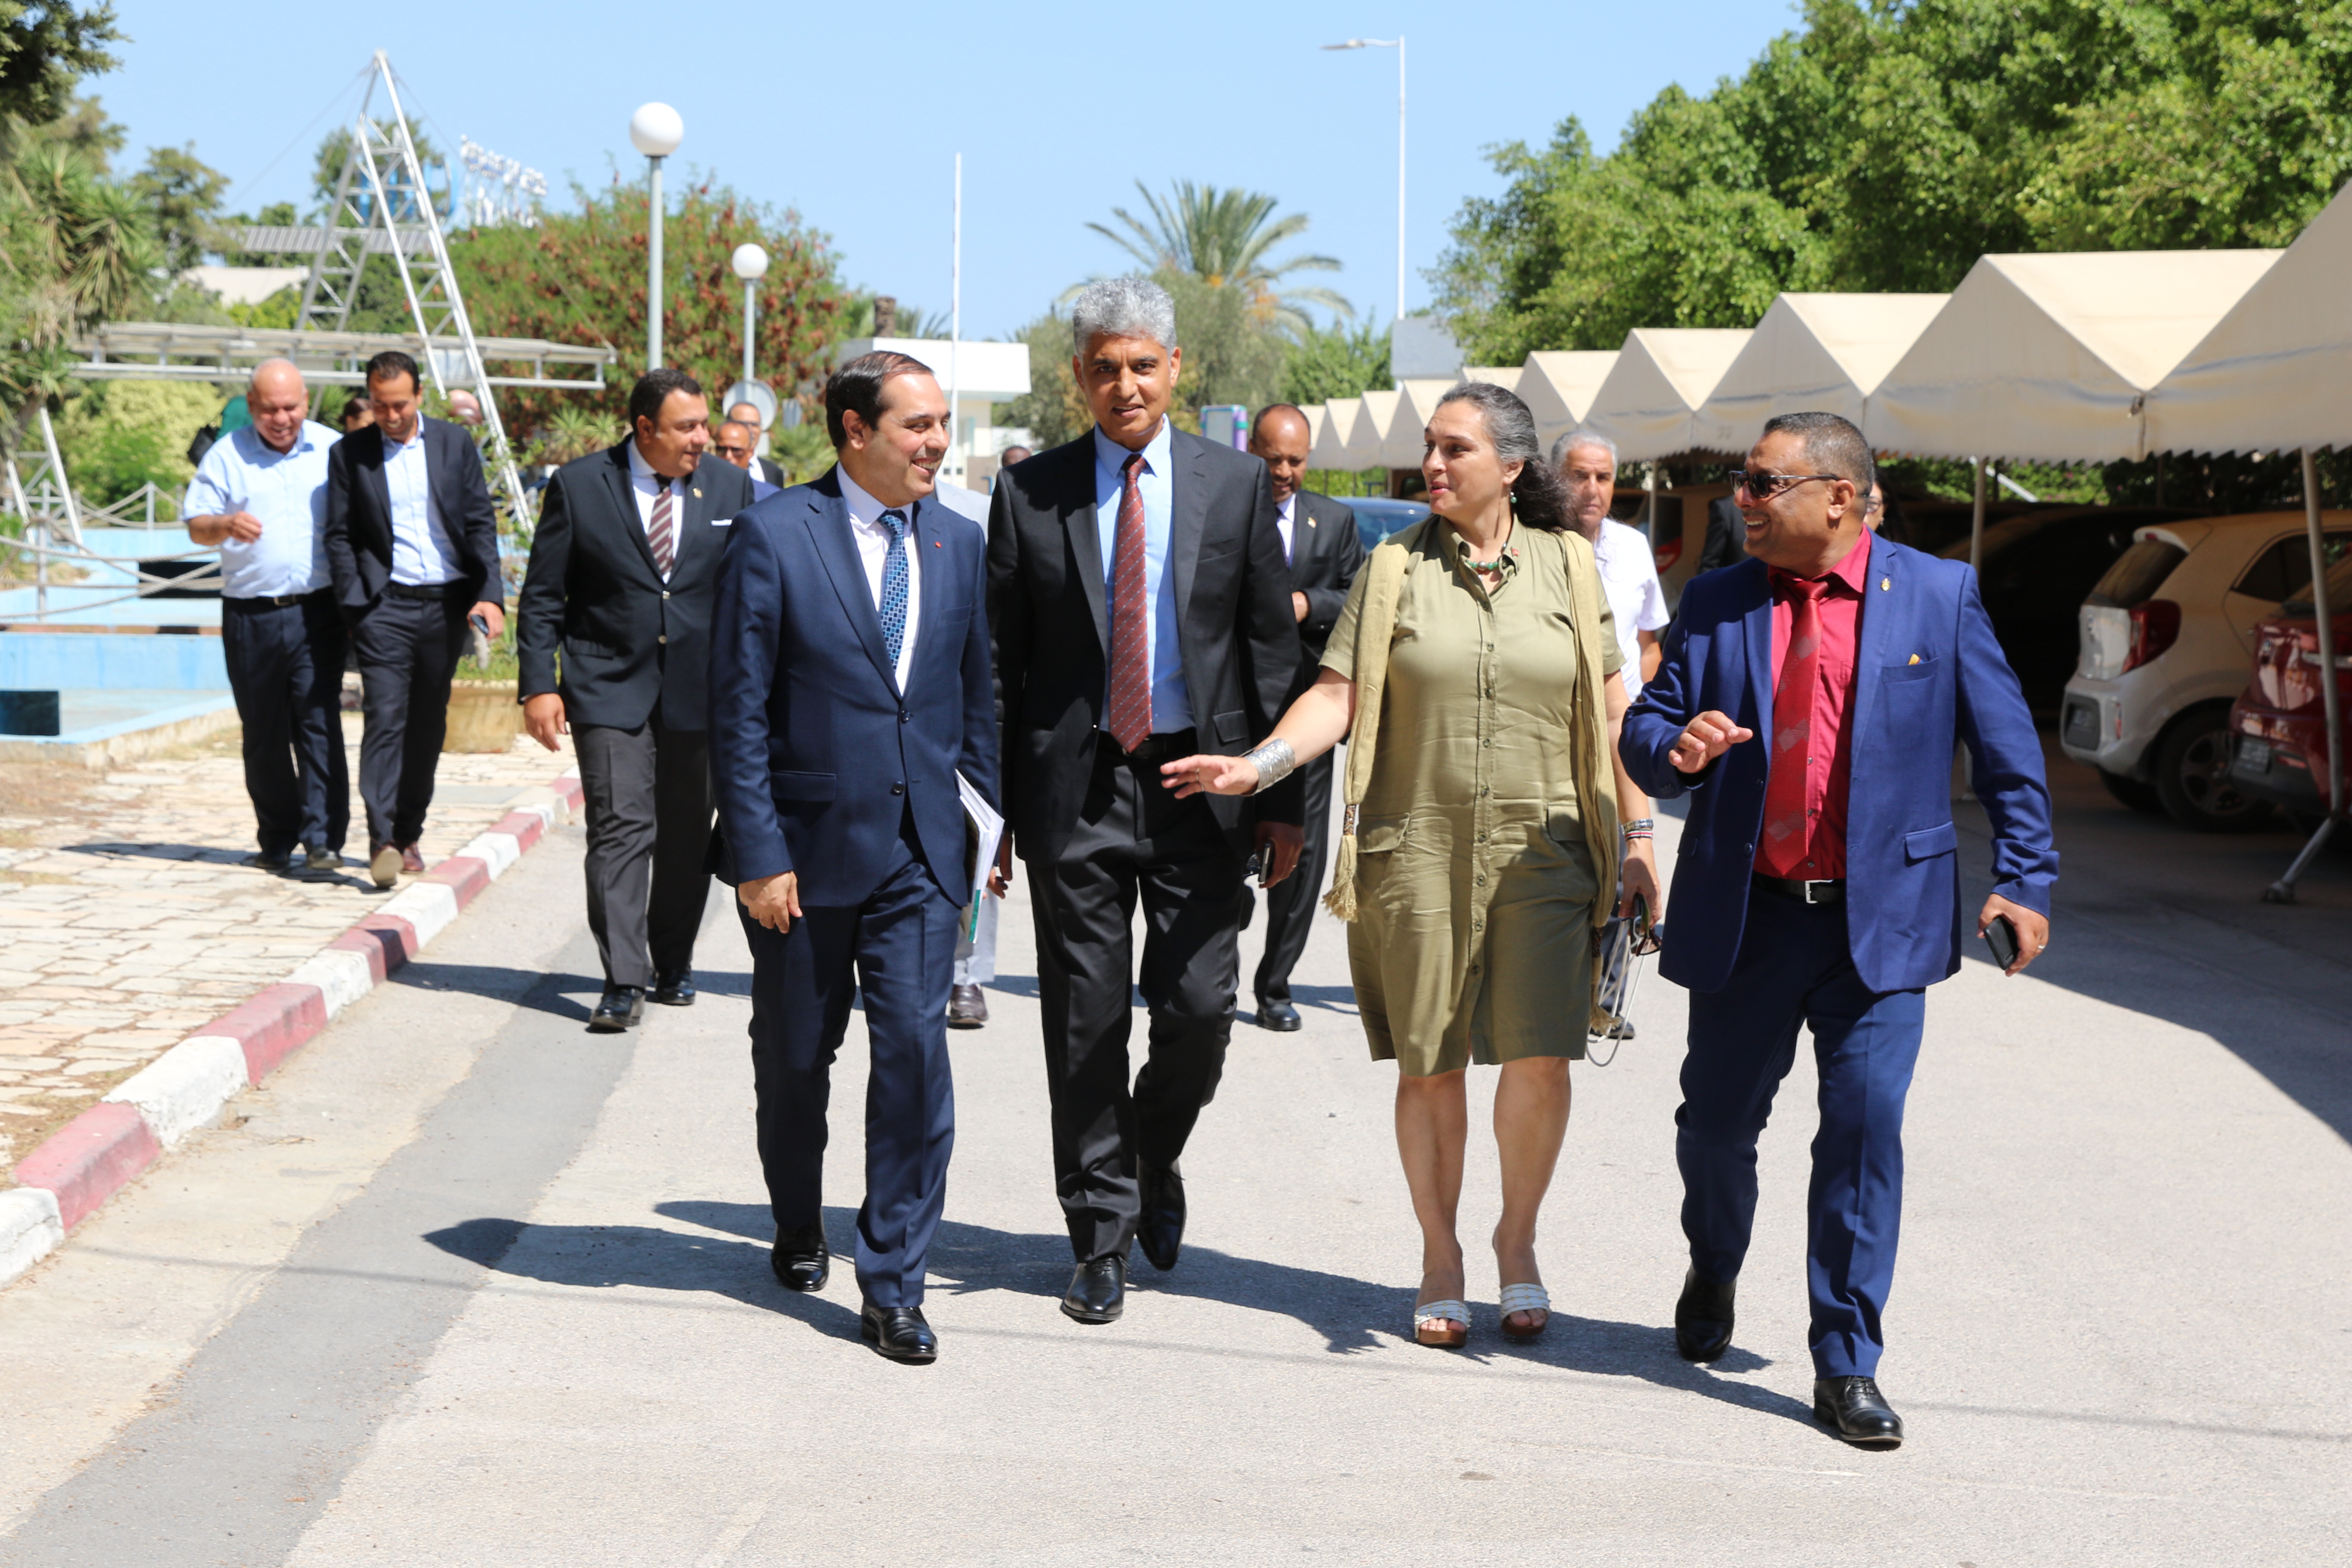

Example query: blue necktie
[878,508,910,674]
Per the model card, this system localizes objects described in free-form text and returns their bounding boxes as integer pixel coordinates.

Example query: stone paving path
[0,717,576,1172]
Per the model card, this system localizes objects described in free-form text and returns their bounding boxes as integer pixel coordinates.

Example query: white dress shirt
[1274,491,1298,567]
[624,438,683,582]
[838,467,922,691]
[1592,518,1672,698]
[383,423,458,585]
[183,421,338,598]
[1089,419,1192,732]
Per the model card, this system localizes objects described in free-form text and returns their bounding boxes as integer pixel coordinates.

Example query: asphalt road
[1,790,2346,1565]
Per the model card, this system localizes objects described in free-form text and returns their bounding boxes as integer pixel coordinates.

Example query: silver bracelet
[1243,738,1297,794]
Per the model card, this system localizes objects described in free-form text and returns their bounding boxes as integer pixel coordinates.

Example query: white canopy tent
[1377,379,1458,468]
[1586,328,1753,461]
[1868,248,2281,464]
[1694,293,1948,453]
[2145,183,2352,897]
[1459,365,1524,395]
[1346,390,1401,469]
[1519,350,1620,446]
[1308,397,1361,467]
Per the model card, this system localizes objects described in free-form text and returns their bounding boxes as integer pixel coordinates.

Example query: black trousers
[221,593,349,854]
[1252,747,1333,1003]
[574,719,713,988]
[350,592,469,849]
[1029,741,1247,1262]
[740,815,958,1309]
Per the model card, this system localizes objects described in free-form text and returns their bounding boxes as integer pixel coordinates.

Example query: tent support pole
[1969,455,1987,571]
[2264,447,2343,904]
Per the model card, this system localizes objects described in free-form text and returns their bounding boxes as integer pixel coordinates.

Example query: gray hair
[1434,381,1577,532]
[1761,410,1876,496]
[1549,426,1617,469]
[1070,276,1177,355]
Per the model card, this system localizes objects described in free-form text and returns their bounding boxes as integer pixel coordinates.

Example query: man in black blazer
[1241,403,1364,1031]
[324,351,505,889]
[726,399,788,488]
[516,369,753,1030]
[988,277,1303,1325]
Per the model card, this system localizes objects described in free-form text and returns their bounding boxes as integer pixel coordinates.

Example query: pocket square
[1908,653,1921,665]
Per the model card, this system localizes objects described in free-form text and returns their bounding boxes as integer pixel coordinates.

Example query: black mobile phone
[468,612,491,638]
[1983,914,2020,971]
[1245,850,1270,888]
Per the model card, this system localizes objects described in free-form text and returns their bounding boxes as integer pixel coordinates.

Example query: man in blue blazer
[1622,412,2057,1449]
[707,352,998,1365]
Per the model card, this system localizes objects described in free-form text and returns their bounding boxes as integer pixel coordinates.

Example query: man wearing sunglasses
[714,420,780,501]
[1620,411,2057,1451]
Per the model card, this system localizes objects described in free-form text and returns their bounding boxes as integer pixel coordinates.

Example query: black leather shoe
[1256,997,1302,1032]
[1062,1253,1126,1323]
[243,848,293,872]
[649,970,695,1006]
[946,983,988,1028]
[1137,1164,1186,1272]
[1675,1267,1736,1361]
[588,986,644,1032]
[770,1225,829,1292]
[1814,1376,1905,1449]
[861,1302,938,1363]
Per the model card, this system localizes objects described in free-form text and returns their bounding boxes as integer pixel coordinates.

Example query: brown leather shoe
[399,843,426,874]
[946,983,988,1028]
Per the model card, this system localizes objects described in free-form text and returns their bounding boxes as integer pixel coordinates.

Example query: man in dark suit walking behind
[1622,412,2057,1449]
[1240,402,1363,1031]
[709,352,998,1364]
[988,278,1303,1326]
[517,369,752,1031]
[324,351,505,889]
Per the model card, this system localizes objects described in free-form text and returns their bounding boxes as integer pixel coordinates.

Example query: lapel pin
[1908,653,1921,665]
[1880,576,1891,591]
[692,487,702,499]
[933,539,942,548]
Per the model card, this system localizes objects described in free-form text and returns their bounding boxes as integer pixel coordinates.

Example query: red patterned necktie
[649,477,675,577]
[1106,450,1153,752]
[1761,576,1828,873]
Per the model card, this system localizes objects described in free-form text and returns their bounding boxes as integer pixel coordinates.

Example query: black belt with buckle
[1100,728,1198,762]
[385,581,460,601]
[226,588,328,610]
[1755,873,1845,905]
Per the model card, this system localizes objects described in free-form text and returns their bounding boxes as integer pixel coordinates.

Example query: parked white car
[2061,510,2351,828]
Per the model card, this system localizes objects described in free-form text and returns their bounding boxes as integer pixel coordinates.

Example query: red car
[2229,551,2352,820]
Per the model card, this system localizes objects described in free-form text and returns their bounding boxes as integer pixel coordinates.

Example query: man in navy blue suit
[1622,411,2057,1449]
[707,351,998,1364]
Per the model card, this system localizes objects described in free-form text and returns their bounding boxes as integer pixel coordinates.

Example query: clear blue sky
[103,1,1799,340]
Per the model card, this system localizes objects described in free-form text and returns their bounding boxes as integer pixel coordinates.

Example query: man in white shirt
[185,359,347,874]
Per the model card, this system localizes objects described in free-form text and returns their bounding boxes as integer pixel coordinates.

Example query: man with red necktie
[987,278,1304,1327]
[1622,412,2058,1450]
[517,368,752,1032]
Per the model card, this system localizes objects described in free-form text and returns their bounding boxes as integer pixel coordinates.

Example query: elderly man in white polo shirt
[185,359,349,874]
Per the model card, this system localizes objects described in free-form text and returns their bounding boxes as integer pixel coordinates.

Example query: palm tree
[1084,180,1351,334]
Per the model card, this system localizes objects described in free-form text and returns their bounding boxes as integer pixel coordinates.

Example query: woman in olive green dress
[1161,383,1662,1348]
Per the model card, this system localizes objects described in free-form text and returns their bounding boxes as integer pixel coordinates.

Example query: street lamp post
[732,242,769,386]
[1322,36,1405,323]
[629,102,684,369]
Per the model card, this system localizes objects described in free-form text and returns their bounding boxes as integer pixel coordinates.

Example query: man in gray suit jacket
[1241,403,1364,1030]
[516,369,754,1030]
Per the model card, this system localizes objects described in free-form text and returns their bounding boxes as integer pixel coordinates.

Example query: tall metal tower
[296,52,530,526]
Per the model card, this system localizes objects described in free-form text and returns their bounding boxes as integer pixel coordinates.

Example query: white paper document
[957,772,1003,903]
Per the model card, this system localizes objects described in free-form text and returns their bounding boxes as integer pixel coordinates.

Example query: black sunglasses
[1722,467,1845,500]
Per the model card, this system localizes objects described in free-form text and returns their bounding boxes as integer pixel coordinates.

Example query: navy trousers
[1678,883,1926,1378]
[221,592,349,855]
[738,819,958,1309]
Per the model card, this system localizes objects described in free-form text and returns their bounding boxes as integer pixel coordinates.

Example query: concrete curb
[0,769,582,1286]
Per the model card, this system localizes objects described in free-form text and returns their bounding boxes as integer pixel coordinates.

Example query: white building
[834,337,1032,486]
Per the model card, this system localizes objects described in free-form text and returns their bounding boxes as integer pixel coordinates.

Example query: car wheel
[2152,711,2268,832]
[2098,769,2163,814]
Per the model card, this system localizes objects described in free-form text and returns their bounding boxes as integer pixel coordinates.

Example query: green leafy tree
[1280,317,1392,406]
[0,2,121,147]
[1085,179,1350,333]
[133,142,228,273]
[452,175,848,440]
[53,377,219,504]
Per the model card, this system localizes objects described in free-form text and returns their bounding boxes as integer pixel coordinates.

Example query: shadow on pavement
[385,962,599,1022]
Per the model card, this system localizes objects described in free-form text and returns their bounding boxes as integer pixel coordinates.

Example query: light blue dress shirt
[383,423,459,585]
[183,421,339,598]
[1091,420,1192,732]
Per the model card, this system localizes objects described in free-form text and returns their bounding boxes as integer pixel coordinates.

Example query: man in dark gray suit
[324,351,505,890]
[516,369,753,1031]
[987,277,1303,1326]
[1241,403,1363,1031]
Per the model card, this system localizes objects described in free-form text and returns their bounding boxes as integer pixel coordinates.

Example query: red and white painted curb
[0,768,585,1287]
